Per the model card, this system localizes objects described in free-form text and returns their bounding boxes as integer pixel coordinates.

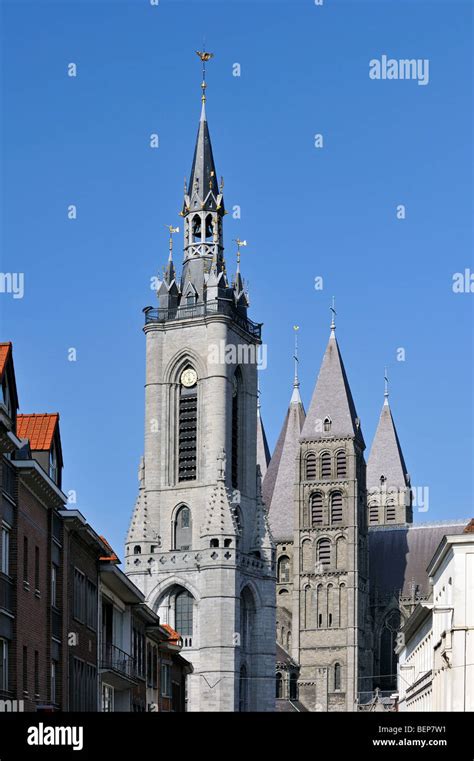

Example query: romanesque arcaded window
[310,492,323,525]
[320,452,331,479]
[278,555,290,583]
[336,450,347,478]
[317,538,331,567]
[305,452,317,480]
[330,492,343,524]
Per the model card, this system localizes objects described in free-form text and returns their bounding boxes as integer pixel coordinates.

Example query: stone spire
[301,312,364,446]
[367,381,409,490]
[264,360,306,542]
[181,52,226,299]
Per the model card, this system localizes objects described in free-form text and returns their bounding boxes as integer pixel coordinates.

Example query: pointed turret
[256,390,271,480]
[301,320,364,446]
[264,372,306,542]
[366,374,412,525]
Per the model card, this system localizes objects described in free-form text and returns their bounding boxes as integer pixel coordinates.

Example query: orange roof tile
[0,342,12,379]
[161,624,182,645]
[17,413,59,450]
[99,535,120,563]
[463,519,474,534]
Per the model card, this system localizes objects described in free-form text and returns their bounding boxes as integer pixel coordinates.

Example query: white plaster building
[397,521,474,712]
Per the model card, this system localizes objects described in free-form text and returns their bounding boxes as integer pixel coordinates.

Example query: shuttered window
[330,492,343,524]
[305,453,316,480]
[321,452,331,479]
[178,386,197,481]
[311,493,323,525]
[336,451,347,478]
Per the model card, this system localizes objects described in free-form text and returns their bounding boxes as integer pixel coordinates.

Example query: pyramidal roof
[256,407,271,480]
[263,384,305,542]
[367,398,409,489]
[301,328,364,446]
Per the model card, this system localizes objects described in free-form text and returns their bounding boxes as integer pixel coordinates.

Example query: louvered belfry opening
[321,452,331,479]
[331,492,343,523]
[306,452,317,480]
[311,492,323,525]
[336,450,347,478]
[178,384,198,481]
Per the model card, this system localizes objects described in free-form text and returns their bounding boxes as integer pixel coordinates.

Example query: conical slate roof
[367,399,409,488]
[301,329,364,446]
[256,407,271,480]
[263,385,305,542]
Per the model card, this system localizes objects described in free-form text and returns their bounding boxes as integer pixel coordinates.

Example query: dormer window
[380,474,386,486]
[323,417,331,433]
[0,380,11,417]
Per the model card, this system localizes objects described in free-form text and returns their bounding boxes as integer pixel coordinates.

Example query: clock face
[181,368,197,388]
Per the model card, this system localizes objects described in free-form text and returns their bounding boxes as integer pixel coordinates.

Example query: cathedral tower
[125,54,275,712]
[292,317,371,711]
[366,378,412,526]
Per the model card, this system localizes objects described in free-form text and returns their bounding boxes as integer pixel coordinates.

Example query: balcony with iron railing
[144,301,262,340]
[100,643,138,688]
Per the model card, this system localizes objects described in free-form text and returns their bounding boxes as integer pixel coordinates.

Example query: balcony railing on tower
[144,301,262,340]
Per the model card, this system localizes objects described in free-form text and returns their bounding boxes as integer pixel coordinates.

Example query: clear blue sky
[1,0,472,558]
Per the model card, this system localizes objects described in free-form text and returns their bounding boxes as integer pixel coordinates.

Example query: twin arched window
[309,491,343,526]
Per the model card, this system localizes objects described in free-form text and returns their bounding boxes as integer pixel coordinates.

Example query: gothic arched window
[336,450,347,478]
[205,214,213,242]
[310,492,323,526]
[175,590,193,639]
[191,214,201,243]
[278,556,290,583]
[320,452,331,479]
[330,492,343,524]
[305,452,317,480]
[175,506,192,550]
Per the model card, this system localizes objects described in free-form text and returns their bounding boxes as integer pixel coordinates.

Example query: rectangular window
[51,660,57,704]
[161,663,171,697]
[0,638,8,691]
[35,546,40,592]
[73,569,85,622]
[102,683,114,712]
[34,651,39,697]
[51,564,58,608]
[23,646,28,694]
[86,580,97,630]
[1,526,9,575]
[23,536,29,584]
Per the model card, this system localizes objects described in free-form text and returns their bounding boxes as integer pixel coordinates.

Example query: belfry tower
[125,53,275,712]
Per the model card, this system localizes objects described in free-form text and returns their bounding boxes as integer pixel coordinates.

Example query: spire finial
[293,325,300,388]
[330,296,336,334]
[384,366,389,405]
[164,224,179,260]
[234,238,247,273]
[196,50,214,105]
